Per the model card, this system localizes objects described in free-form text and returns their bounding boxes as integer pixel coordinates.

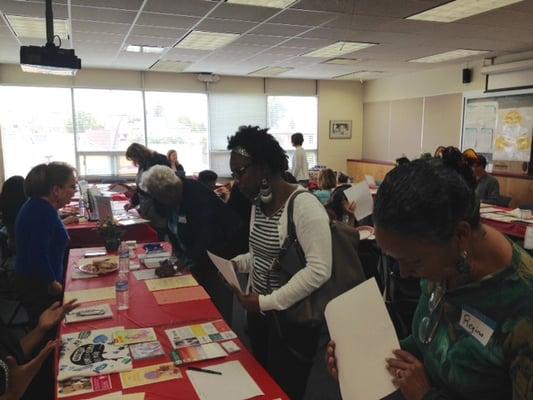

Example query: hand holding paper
[207,251,242,293]
[343,181,374,221]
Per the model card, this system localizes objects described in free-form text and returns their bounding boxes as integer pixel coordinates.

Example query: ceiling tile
[71,6,137,24]
[73,31,125,44]
[166,47,211,61]
[113,52,160,69]
[234,34,287,46]
[209,3,279,22]
[281,37,333,49]
[70,0,144,10]
[127,34,177,47]
[72,20,131,34]
[270,9,339,26]
[130,25,186,39]
[143,0,216,16]
[0,0,68,18]
[195,18,257,34]
[136,12,200,29]
[252,23,310,36]
[291,0,356,14]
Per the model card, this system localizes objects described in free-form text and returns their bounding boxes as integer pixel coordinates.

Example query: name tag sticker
[460,305,496,346]
[178,215,187,224]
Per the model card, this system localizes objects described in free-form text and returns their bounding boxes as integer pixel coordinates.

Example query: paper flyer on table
[114,327,157,345]
[132,269,157,281]
[64,304,113,324]
[64,287,116,304]
[186,360,263,400]
[325,278,399,400]
[207,251,242,293]
[153,286,210,305]
[145,275,198,291]
[86,392,145,400]
[343,181,374,221]
[119,362,182,389]
[57,375,112,398]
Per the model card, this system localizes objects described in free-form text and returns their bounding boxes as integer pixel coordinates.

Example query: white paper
[207,251,242,293]
[524,226,533,250]
[325,278,399,400]
[343,182,374,221]
[186,361,263,400]
[132,269,157,281]
[364,174,376,187]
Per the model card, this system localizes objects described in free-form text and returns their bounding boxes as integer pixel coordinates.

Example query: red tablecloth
[56,244,287,400]
[67,222,159,248]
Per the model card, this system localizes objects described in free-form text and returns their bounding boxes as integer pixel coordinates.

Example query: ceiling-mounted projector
[20,0,81,76]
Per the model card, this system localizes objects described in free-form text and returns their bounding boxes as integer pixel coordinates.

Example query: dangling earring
[456,250,471,274]
[259,178,273,204]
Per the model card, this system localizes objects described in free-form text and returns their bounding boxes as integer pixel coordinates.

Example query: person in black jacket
[0,176,27,251]
[141,165,245,323]
[123,143,170,235]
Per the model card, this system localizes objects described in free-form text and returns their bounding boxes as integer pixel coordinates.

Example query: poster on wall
[462,101,498,151]
[494,108,533,161]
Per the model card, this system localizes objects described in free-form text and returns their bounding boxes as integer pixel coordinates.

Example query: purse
[268,190,366,328]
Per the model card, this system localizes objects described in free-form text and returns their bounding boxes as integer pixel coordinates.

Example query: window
[74,89,145,176]
[267,96,318,168]
[0,86,75,178]
[145,92,209,175]
[209,93,267,175]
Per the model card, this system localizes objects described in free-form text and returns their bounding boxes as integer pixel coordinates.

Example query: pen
[187,366,222,375]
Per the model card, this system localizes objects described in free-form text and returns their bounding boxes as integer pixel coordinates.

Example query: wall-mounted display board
[462,91,533,174]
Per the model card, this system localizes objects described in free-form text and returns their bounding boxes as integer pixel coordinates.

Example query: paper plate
[77,256,119,275]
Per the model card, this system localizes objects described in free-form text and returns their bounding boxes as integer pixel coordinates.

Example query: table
[480,205,528,239]
[67,222,159,248]
[56,244,287,400]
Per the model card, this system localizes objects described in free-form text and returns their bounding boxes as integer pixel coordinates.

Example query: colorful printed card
[171,342,227,365]
[64,287,116,304]
[119,362,182,389]
[129,341,165,360]
[165,320,237,349]
[57,375,112,398]
[145,275,198,292]
[64,304,113,324]
[114,328,157,345]
[153,286,210,305]
[58,327,132,381]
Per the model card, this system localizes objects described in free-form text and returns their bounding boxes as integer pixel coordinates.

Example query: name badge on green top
[178,215,187,224]
[460,305,496,346]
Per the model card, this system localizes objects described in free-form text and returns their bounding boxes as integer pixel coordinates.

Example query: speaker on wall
[462,68,472,84]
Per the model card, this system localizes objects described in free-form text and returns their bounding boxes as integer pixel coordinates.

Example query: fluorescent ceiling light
[333,71,383,80]
[410,49,489,63]
[226,0,296,8]
[150,60,191,73]
[303,41,375,58]
[176,31,239,51]
[21,63,77,76]
[126,45,165,54]
[407,0,524,23]
[5,14,69,40]
[248,66,292,76]
[324,58,361,65]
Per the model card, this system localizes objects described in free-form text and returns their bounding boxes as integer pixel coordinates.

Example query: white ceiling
[1,0,533,80]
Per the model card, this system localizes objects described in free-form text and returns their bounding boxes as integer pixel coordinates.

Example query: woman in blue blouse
[14,162,77,328]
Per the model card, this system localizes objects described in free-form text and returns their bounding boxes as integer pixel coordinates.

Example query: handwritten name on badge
[459,305,496,346]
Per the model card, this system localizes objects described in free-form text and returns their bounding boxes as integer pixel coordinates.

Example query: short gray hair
[140,165,180,197]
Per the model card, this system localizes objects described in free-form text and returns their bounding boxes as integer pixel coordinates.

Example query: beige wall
[363,61,484,103]
[318,80,363,171]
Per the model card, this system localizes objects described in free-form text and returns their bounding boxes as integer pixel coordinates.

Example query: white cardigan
[232,188,332,311]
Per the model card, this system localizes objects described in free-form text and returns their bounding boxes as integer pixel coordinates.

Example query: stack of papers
[64,287,115,304]
[145,275,198,291]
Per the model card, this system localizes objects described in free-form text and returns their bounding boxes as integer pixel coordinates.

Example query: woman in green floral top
[327,152,532,400]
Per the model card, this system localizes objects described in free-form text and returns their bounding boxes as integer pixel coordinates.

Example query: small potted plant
[96,219,124,252]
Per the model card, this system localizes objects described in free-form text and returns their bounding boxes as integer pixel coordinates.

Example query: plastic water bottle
[115,271,129,311]
[118,242,129,273]
[78,198,86,218]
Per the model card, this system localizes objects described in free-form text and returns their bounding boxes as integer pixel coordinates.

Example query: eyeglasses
[231,164,251,179]
[418,283,446,344]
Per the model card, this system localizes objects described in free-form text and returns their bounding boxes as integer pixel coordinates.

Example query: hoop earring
[259,178,273,204]
[456,250,471,274]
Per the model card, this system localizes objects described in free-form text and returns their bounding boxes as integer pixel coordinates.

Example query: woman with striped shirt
[228,126,332,400]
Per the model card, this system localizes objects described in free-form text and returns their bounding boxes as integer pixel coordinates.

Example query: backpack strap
[285,190,309,241]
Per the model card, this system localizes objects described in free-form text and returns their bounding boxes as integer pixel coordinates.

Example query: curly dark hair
[227,125,289,174]
[374,157,480,244]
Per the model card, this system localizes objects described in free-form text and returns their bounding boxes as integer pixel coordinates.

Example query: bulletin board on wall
[461,90,533,175]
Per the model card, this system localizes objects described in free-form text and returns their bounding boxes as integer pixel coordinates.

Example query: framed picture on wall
[329,120,352,139]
